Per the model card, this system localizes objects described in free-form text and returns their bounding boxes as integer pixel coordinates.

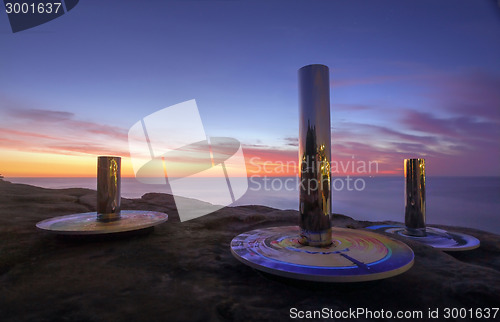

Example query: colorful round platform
[366,225,480,251]
[230,226,414,282]
[36,210,168,235]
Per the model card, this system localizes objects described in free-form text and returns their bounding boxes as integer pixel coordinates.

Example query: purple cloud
[1,107,129,157]
[7,108,74,122]
[403,110,499,141]
[433,70,500,121]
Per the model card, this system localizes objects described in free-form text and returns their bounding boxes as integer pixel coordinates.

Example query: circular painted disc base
[366,225,480,251]
[230,226,414,282]
[36,210,168,235]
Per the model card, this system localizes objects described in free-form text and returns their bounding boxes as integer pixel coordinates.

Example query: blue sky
[1,0,499,176]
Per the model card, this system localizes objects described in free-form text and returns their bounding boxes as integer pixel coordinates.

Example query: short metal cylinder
[298,64,332,246]
[404,158,426,236]
[97,156,121,222]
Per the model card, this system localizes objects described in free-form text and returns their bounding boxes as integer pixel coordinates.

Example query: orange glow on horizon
[1,148,400,178]
[1,150,133,177]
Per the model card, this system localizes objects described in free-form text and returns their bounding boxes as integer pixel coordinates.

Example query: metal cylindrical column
[298,64,332,246]
[97,156,121,222]
[404,158,426,236]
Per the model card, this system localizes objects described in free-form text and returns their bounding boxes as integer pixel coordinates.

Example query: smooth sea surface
[7,176,500,234]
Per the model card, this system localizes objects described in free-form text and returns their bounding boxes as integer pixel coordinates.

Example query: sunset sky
[1,0,499,177]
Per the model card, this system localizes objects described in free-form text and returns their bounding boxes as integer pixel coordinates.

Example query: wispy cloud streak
[1,107,129,157]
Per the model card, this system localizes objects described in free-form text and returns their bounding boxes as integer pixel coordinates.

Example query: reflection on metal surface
[230,226,414,282]
[366,225,480,251]
[36,210,168,235]
[97,156,121,222]
[366,158,480,251]
[229,65,420,282]
[404,158,426,236]
[35,156,168,236]
[298,64,332,246]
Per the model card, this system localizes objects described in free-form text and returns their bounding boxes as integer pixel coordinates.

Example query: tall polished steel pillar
[298,64,332,246]
[404,158,426,236]
[97,156,121,222]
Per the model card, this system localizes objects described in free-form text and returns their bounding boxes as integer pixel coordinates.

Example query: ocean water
[7,176,500,234]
